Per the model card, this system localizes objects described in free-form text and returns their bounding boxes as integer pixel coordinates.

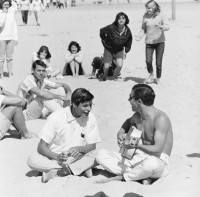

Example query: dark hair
[68,41,81,53]
[72,88,94,106]
[0,0,12,8]
[113,12,129,26]
[32,60,47,70]
[92,57,104,69]
[132,84,155,106]
[37,46,51,59]
[145,0,161,13]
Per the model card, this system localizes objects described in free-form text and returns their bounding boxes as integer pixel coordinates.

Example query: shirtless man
[96,84,173,184]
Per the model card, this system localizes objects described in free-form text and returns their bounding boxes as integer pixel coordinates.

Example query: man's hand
[57,152,69,162]
[117,133,126,148]
[123,137,140,149]
[21,98,28,109]
[68,147,83,158]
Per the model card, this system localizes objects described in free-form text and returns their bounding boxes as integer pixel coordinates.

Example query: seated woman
[32,46,62,79]
[62,41,84,77]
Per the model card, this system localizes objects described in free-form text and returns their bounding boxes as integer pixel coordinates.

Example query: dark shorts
[103,49,124,64]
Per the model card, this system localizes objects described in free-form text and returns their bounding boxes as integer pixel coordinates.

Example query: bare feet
[42,170,58,183]
[154,78,161,85]
[142,178,153,185]
[83,169,93,178]
[144,73,154,84]
[95,175,123,184]
[21,132,38,139]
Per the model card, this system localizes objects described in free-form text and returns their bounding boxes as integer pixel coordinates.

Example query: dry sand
[0,1,200,197]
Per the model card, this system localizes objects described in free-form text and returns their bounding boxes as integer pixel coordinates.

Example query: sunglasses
[128,94,135,101]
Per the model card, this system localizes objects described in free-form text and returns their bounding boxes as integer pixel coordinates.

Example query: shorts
[0,112,11,140]
[103,48,124,64]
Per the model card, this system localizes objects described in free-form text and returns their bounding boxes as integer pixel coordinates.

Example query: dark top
[121,118,137,133]
[100,23,132,54]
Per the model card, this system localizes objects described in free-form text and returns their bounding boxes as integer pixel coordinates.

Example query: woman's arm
[135,15,146,41]
[74,52,83,63]
[65,51,76,63]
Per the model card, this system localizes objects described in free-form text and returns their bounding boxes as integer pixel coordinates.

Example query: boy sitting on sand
[27,88,101,183]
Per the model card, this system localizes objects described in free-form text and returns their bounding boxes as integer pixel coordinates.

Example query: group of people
[0,0,173,186]
[95,1,170,83]
[26,83,173,185]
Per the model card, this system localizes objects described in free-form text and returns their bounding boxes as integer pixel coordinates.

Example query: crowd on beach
[0,0,173,186]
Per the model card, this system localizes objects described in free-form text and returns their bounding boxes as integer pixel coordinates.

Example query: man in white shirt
[17,60,72,120]
[27,88,101,183]
[0,85,36,140]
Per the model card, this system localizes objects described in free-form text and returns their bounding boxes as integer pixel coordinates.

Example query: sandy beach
[0,1,200,197]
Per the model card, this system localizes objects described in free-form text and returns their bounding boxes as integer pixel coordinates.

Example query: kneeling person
[27,88,101,183]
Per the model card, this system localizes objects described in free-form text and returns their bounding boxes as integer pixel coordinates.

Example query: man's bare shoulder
[155,110,172,129]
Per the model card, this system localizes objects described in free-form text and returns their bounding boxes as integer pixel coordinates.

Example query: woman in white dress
[0,0,18,78]
[30,0,44,26]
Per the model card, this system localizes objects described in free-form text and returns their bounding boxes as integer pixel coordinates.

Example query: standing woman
[29,0,45,26]
[62,41,84,77]
[0,0,18,78]
[100,12,132,81]
[135,0,170,84]
[19,0,30,25]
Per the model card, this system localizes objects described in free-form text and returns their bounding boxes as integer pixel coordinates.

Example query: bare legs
[113,58,123,79]
[103,58,123,81]
[2,106,37,139]
[69,60,80,77]
[33,11,40,26]
[0,40,15,78]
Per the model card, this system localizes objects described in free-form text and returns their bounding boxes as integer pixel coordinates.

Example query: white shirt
[0,6,18,41]
[40,106,101,154]
[65,50,83,64]
[32,52,52,74]
[17,74,56,103]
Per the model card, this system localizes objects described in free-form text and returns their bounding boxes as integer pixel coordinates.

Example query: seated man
[17,60,72,120]
[96,84,173,184]
[0,85,36,140]
[27,88,101,183]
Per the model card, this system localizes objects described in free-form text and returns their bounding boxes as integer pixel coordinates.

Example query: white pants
[23,87,65,120]
[96,149,169,181]
[27,150,96,176]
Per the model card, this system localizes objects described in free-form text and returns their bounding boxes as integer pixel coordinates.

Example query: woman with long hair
[0,0,18,78]
[63,41,84,77]
[135,0,170,84]
[100,12,132,81]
